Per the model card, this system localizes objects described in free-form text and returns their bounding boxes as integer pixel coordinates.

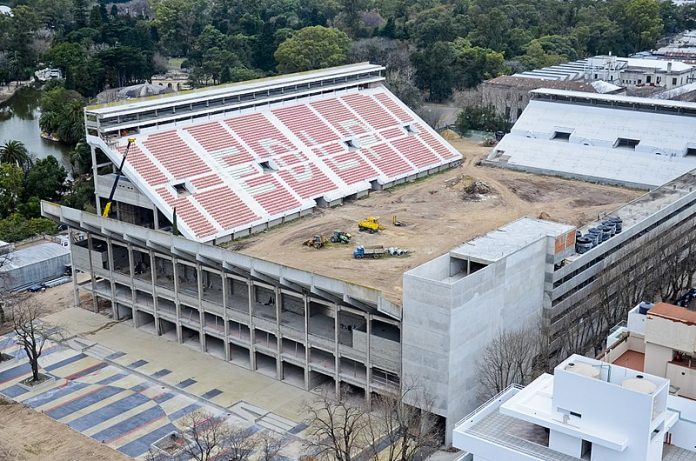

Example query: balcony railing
[456,384,524,428]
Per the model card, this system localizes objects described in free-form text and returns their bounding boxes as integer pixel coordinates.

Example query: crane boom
[102,137,136,218]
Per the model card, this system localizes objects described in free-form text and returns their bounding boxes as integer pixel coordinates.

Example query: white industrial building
[0,242,70,291]
[453,354,696,461]
[487,89,696,188]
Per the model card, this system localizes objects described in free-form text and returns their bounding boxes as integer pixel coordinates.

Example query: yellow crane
[102,137,136,218]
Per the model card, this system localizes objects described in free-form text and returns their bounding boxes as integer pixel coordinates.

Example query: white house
[453,354,696,460]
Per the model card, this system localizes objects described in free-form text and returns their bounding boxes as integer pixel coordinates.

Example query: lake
[0,87,74,173]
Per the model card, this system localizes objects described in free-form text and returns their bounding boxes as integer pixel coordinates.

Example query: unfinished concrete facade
[43,166,696,445]
[399,170,696,442]
[60,204,402,404]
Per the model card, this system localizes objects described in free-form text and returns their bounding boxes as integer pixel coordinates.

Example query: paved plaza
[0,319,311,459]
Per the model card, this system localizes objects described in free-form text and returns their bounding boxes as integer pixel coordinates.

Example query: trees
[411,41,456,102]
[363,383,441,461]
[0,163,24,218]
[25,156,68,203]
[257,432,283,461]
[146,411,259,461]
[39,87,85,146]
[456,106,510,135]
[303,387,369,461]
[0,141,33,173]
[477,324,542,400]
[274,26,351,73]
[451,39,505,89]
[618,0,664,53]
[152,0,209,56]
[10,300,53,384]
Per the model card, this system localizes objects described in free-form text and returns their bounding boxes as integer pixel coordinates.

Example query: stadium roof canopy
[488,89,696,188]
[85,64,461,242]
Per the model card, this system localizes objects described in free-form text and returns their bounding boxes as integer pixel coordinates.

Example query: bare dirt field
[236,136,642,305]
[0,400,130,461]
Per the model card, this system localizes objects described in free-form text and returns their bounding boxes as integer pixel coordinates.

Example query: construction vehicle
[330,230,352,244]
[353,245,385,259]
[353,245,411,259]
[303,235,327,249]
[392,215,405,227]
[358,217,384,233]
[102,137,136,218]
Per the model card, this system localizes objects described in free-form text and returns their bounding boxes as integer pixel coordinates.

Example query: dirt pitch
[0,399,130,461]
[235,136,642,305]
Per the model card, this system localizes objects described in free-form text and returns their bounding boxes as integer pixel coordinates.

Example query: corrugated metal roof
[0,243,69,271]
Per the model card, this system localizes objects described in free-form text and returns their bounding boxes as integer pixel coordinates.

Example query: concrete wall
[644,342,672,378]
[646,315,696,355]
[403,237,549,443]
[668,395,696,451]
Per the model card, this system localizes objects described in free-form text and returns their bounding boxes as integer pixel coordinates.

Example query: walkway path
[0,308,319,459]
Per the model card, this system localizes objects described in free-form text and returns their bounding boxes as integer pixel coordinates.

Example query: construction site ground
[236,135,643,305]
[0,398,130,461]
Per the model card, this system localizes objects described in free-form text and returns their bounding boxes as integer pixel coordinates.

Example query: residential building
[606,302,696,402]
[453,354,696,460]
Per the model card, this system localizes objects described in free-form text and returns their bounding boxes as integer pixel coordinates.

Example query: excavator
[102,137,136,218]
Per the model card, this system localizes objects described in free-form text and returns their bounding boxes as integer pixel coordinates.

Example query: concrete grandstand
[39,64,696,445]
[85,63,460,242]
[487,89,696,188]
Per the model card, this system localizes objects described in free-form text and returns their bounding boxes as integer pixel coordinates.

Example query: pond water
[0,87,73,172]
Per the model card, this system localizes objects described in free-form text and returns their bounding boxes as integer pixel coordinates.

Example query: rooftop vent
[552,131,571,141]
[259,161,276,172]
[614,137,640,149]
[172,182,191,195]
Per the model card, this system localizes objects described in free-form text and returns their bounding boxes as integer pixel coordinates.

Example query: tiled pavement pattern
[0,334,309,460]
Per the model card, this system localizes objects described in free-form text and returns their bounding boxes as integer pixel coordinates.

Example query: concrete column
[127,244,137,325]
[364,311,372,408]
[90,145,101,216]
[248,279,256,370]
[86,234,98,312]
[196,264,205,353]
[222,274,230,361]
[153,206,160,230]
[149,250,160,335]
[334,304,341,398]
[275,287,282,380]
[366,314,372,405]
[303,294,310,391]
[172,257,182,343]
[105,238,118,321]
[68,229,80,309]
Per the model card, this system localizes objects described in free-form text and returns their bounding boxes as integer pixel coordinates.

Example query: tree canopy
[274,26,352,73]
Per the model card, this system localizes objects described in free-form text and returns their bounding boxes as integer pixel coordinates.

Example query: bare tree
[363,381,441,461]
[477,323,542,401]
[177,411,257,461]
[10,300,53,383]
[303,386,369,461]
[256,431,283,461]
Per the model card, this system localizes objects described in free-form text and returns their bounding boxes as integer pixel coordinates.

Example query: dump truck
[303,235,327,249]
[330,230,352,244]
[353,245,385,259]
[358,217,384,233]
